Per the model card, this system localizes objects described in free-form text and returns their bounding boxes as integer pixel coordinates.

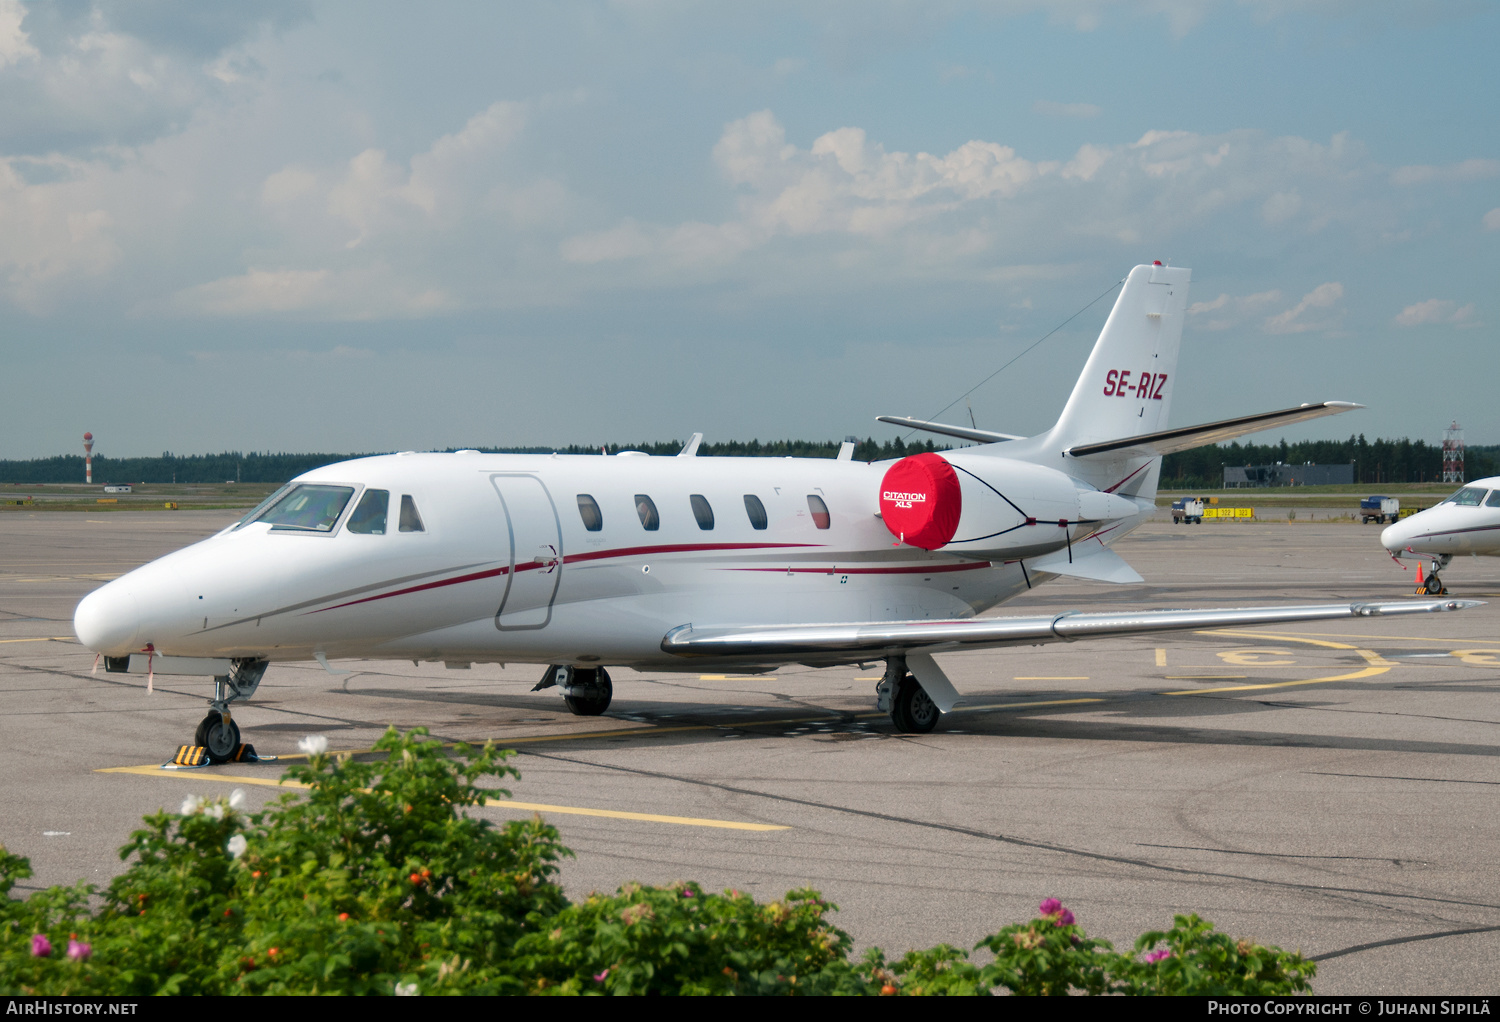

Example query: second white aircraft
[1382,477,1500,593]
[73,263,1474,760]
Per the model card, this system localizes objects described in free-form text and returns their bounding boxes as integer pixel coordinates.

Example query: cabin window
[256,484,355,533]
[399,495,426,532]
[1487,491,1500,508]
[806,494,831,529]
[635,494,660,531]
[577,494,603,531]
[346,489,390,534]
[743,494,768,530]
[1445,487,1486,506]
[690,494,714,530]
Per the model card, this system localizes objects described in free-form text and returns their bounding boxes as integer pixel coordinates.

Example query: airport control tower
[1442,420,1464,483]
[83,432,94,484]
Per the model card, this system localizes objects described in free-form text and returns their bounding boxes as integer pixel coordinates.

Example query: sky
[1,0,1496,459]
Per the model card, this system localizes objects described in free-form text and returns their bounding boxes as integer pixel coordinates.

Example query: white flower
[394,982,418,996]
[180,794,205,816]
[229,788,246,810]
[298,735,329,756]
[227,834,247,859]
[205,803,226,821]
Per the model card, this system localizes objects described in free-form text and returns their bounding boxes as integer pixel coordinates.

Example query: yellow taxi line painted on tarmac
[1012,676,1089,681]
[1161,664,1391,696]
[95,764,787,831]
[1195,629,1358,649]
[1207,628,1500,647]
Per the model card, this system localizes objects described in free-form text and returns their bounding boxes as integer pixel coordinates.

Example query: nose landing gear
[1418,556,1452,596]
[168,660,270,767]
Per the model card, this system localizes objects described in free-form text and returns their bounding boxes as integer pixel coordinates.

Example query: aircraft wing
[662,599,1475,659]
[1067,401,1362,459]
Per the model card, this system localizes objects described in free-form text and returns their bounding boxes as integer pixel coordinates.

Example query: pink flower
[31,934,52,957]
[1056,908,1075,927]
[682,889,695,898]
[1038,898,1062,916]
[593,968,609,982]
[1145,949,1172,964]
[67,940,91,962]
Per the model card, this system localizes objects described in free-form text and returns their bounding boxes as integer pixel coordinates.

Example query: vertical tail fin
[1049,263,1191,449]
[1032,263,1190,497]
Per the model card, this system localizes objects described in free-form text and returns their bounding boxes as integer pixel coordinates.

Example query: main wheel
[563,667,613,716]
[195,713,240,764]
[890,676,940,734]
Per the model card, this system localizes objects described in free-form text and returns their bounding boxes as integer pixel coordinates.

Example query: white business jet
[74,263,1474,761]
[1381,477,1500,593]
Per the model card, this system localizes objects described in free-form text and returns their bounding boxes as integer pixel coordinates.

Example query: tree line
[3,436,1493,487]
[0,438,949,485]
[1160,436,1500,489]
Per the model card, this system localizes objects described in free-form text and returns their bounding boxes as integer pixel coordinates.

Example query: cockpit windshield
[234,484,293,529]
[1443,487,1488,507]
[252,484,356,532]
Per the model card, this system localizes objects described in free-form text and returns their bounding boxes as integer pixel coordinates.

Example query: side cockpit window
[690,494,714,530]
[635,494,660,531]
[806,494,830,529]
[399,495,426,533]
[577,494,603,531]
[255,484,355,533]
[743,494,768,530]
[1487,491,1500,508]
[346,489,390,534]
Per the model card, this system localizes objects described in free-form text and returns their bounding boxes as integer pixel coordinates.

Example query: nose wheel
[195,713,241,762]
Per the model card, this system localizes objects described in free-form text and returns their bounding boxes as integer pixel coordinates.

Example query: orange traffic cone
[1414,561,1424,586]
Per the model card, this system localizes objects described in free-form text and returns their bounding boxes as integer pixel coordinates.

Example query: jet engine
[877,452,1140,559]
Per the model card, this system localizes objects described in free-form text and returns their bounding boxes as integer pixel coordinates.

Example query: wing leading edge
[662,599,1477,660]
[1066,401,1362,459]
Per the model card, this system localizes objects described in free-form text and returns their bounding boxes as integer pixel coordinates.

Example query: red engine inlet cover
[879,453,962,550]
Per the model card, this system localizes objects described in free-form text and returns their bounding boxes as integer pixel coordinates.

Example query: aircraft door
[490,474,563,630]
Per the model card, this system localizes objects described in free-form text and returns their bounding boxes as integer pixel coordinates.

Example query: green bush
[0,729,1314,996]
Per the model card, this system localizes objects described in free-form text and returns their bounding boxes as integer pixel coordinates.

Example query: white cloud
[565,113,1369,273]
[1186,289,1282,331]
[1391,159,1500,186]
[170,266,451,319]
[1394,299,1479,328]
[1264,282,1344,335]
[1484,208,1500,231]
[1033,100,1101,118]
[0,0,38,68]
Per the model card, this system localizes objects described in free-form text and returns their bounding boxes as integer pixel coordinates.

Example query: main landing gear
[534,665,613,716]
[876,656,941,734]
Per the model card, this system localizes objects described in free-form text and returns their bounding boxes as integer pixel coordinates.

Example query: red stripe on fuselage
[728,561,993,576]
[306,541,823,614]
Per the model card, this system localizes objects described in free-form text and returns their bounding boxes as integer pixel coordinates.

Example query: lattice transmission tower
[1441,420,1465,484]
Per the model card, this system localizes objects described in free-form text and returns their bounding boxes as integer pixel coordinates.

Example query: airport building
[1222,463,1355,487]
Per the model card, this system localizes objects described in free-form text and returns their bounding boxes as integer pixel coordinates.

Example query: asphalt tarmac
[2,510,1497,995]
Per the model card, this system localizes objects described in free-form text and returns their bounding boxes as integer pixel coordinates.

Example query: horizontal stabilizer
[1029,542,1144,584]
[662,599,1477,660]
[876,416,1024,445]
[1067,401,1361,459]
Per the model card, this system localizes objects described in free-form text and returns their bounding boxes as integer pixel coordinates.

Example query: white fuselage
[72,450,1152,672]
[1381,476,1500,561]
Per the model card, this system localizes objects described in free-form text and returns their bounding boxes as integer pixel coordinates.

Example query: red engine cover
[879,453,962,550]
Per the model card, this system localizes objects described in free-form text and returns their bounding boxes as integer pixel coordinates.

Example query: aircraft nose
[73,580,141,655]
[1380,518,1414,554]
